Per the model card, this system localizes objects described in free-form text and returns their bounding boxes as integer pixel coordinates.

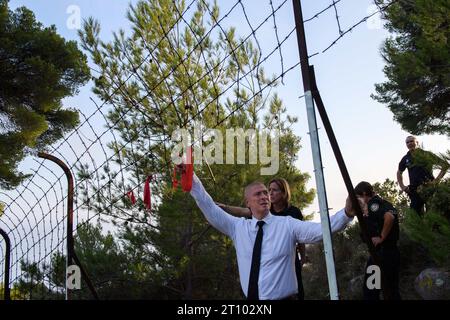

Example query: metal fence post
[0,228,11,300]
[38,152,99,300]
[291,0,391,300]
[292,0,339,300]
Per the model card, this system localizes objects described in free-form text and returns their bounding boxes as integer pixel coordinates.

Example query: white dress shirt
[190,174,353,300]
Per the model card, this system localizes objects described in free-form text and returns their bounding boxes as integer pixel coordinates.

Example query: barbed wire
[331,0,344,35]
[322,0,399,53]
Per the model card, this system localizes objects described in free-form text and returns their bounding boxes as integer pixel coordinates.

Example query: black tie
[248,220,265,300]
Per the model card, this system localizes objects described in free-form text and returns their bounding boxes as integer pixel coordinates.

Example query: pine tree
[372,0,450,136]
[0,0,90,189]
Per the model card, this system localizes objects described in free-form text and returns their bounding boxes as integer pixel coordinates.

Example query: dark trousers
[363,246,401,300]
[408,186,425,216]
[295,257,304,300]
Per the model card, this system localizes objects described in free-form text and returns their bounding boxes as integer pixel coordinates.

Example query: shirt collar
[368,195,381,204]
[251,212,273,228]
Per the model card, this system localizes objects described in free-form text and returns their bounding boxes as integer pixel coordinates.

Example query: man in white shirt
[188,171,356,300]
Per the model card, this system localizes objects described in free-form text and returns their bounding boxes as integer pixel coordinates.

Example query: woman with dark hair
[218,178,307,300]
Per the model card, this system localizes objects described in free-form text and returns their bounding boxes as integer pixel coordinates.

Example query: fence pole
[0,228,11,300]
[308,66,392,299]
[38,152,99,300]
[292,0,339,300]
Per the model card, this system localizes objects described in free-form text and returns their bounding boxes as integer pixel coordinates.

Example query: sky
[6,0,450,221]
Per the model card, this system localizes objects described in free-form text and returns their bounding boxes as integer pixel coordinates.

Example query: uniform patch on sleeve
[370,203,379,212]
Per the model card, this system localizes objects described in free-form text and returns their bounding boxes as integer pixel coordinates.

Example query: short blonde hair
[244,181,266,200]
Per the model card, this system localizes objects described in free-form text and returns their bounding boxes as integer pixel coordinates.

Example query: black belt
[281,294,298,300]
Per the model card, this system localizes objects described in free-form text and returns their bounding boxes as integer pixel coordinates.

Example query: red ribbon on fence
[126,190,136,205]
[172,146,193,192]
[143,175,152,211]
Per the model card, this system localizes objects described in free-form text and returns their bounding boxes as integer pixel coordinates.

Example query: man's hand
[401,185,410,194]
[345,196,367,217]
[344,197,354,217]
[215,202,228,211]
[371,236,383,247]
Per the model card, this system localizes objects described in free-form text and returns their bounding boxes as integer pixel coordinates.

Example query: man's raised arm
[190,173,238,238]
[290,208,353,244]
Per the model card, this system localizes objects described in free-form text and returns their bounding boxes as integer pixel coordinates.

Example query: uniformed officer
[354,181,401,300]
[397,136,446,215]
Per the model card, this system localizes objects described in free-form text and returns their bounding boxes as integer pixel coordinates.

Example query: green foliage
[412,149,450,178]
[373,178,408,219]
[12,260,64,299]
[302,222,368,300]
[0,283,21,300]
[303,220,435,300]
[372,0,450,136]
[0,0,90,189]
[399,149,449,266]
[15,222,175,299]
[403,208,450,267]
[303,176,448,300]
[419,179,450,219]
